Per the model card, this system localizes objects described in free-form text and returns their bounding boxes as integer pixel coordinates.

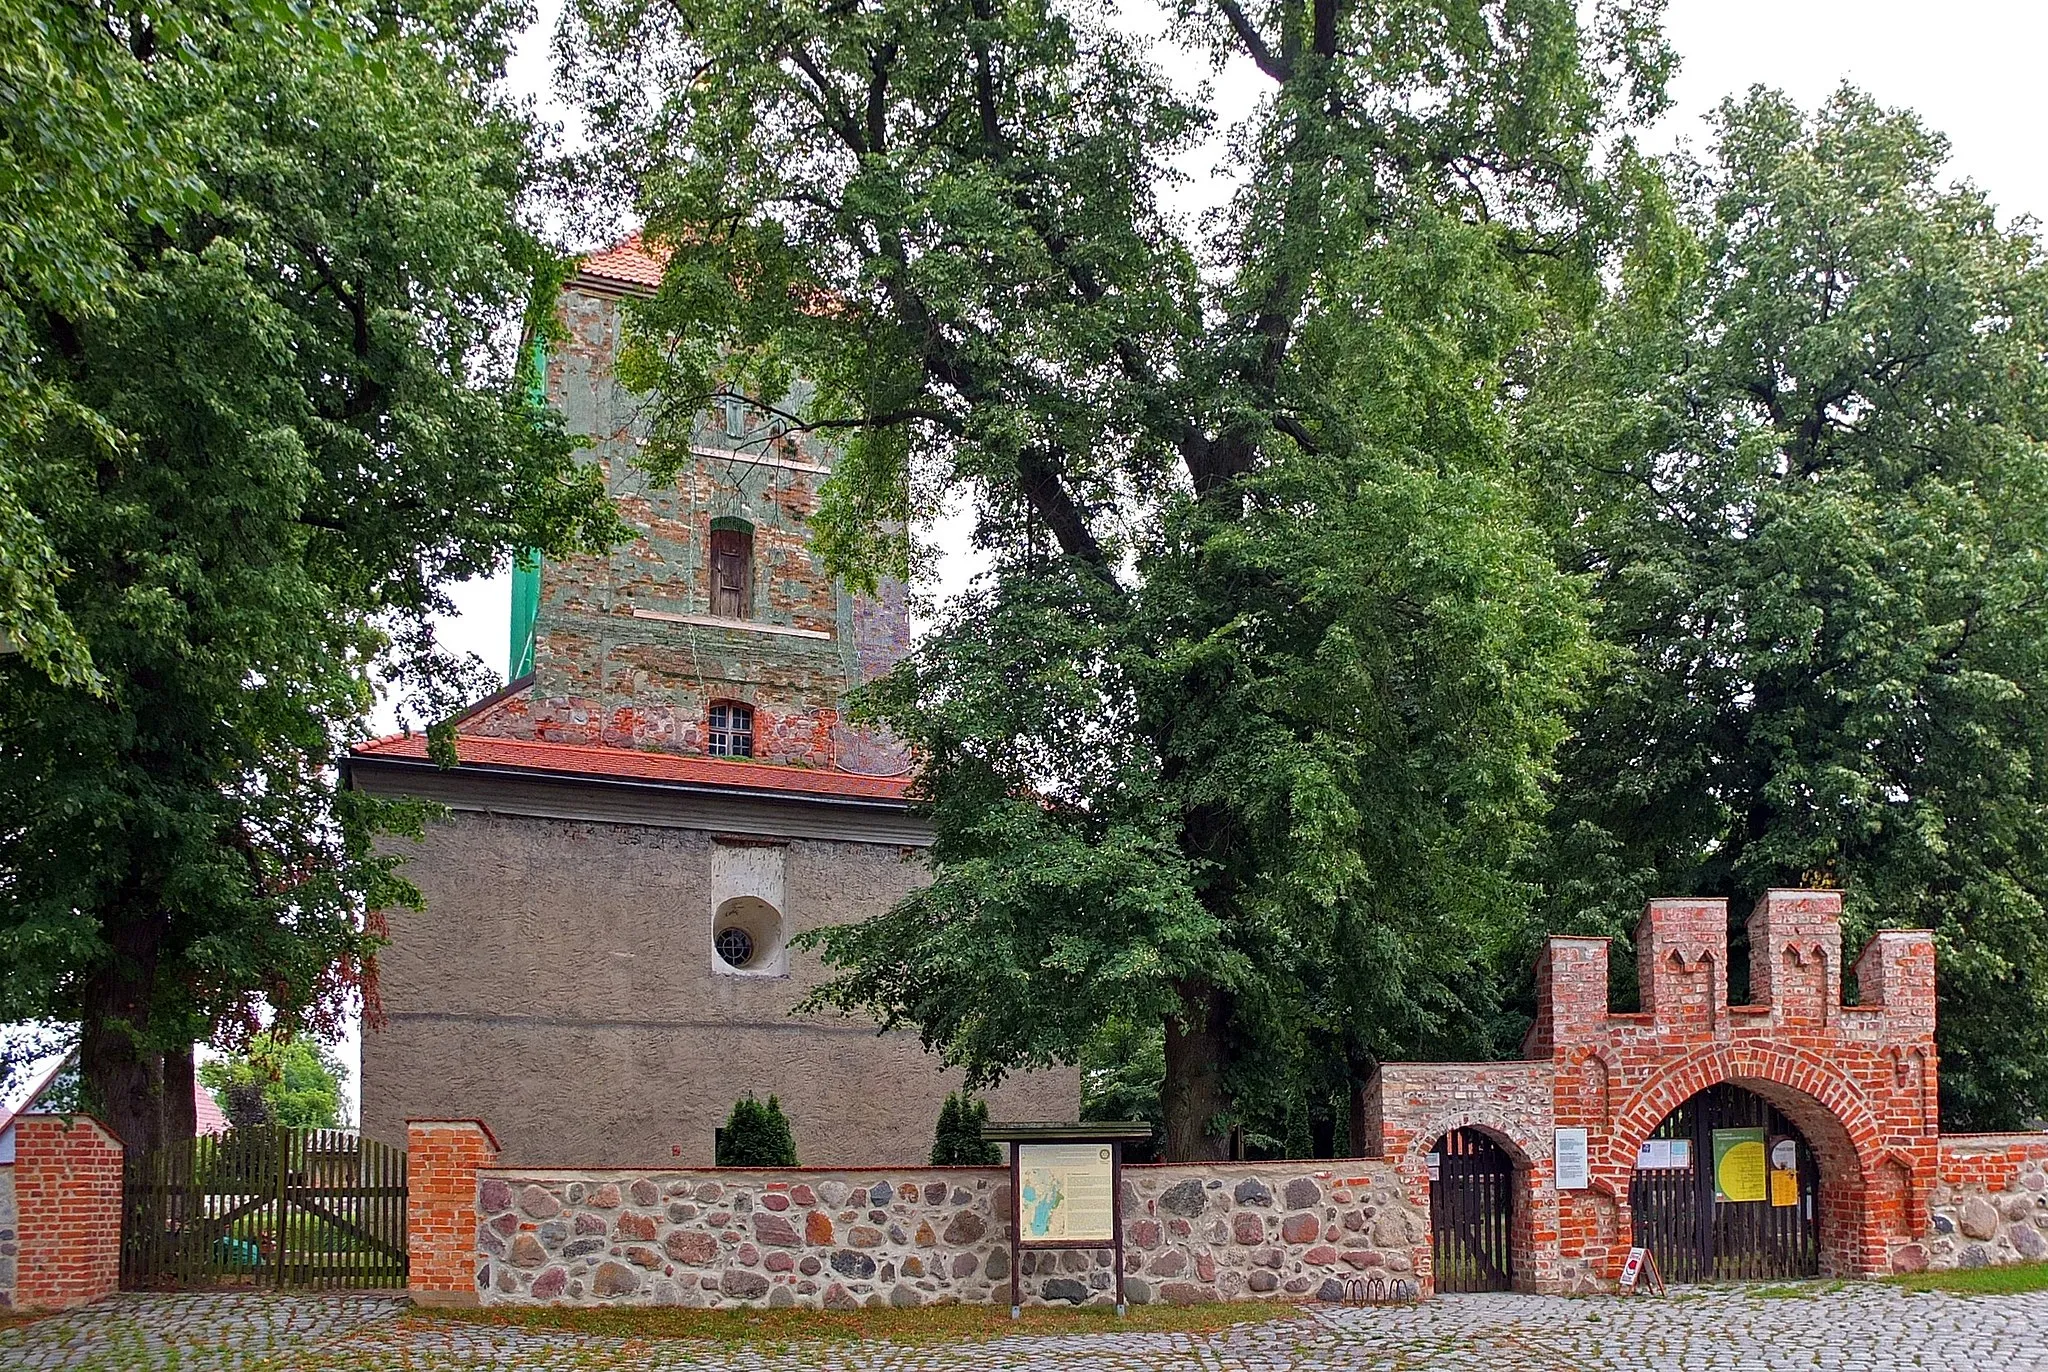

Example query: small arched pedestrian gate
[1630,1083,1822,1281]
[1429,1128,1516,1292]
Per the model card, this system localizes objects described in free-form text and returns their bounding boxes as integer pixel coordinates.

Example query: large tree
[0,0,620,1152]
[559,0,1669,1156]
[0,0,221,689]
[1527,88,2048,1130]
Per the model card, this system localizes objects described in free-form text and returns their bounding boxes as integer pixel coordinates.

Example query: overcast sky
[338,0,2048,1118]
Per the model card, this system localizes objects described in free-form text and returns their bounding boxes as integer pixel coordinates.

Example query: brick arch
[1609,1041,1885,1276]
[1407,1109,1556,1294]
[1406,1109,1541,1173]
[1566,1043,1622,1075]
[1611,1041,1884,1168]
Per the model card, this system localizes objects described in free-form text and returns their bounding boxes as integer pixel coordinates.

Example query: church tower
[465,235,911,775]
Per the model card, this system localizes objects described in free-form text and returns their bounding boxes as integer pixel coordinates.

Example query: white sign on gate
[1555,1127,1590,1189]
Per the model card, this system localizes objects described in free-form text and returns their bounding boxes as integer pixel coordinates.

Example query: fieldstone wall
[1917,1134,2048,1272]
[471,1160,1423,1309]
[1121,1165,1428,1305]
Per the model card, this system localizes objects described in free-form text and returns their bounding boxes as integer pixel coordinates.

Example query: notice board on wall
[1636,1137,1692,1170]
[1712,1127,1768,1203]
[1555,1127,1589,1190]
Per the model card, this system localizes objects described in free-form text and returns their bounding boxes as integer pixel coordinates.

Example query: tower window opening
[710,524,753,619]
[709,702,754,758]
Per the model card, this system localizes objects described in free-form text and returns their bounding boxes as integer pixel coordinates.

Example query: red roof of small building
[575,233,667,290]
[194,1080,230,1136]
[350,731,913,803]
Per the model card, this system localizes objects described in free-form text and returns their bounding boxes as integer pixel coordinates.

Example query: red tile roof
[575,233,667,290]
[350,732,914,803]
[194,1081,230,1136]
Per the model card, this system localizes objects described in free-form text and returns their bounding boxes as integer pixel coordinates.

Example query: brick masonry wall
[406,1128,1425,1310]
[409,1120,503,1307]
[9,1115,123,1311]
[1919,1134,2048,1270]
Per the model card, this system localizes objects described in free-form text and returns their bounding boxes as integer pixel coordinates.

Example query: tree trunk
[78,913,168,1154]
[1309,1102,1337,1159]
[1345,1042,1378,1158]
[161,1040,197,1144]
[1160,979,1233,1161]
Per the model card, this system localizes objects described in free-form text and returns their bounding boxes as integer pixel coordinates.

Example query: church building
[346,238,1075,1165]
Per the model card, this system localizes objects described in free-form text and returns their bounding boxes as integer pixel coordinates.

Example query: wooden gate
[1629,1083,1822,1282]
[121,1127,407,1289]
[1429,1128,1516,1292]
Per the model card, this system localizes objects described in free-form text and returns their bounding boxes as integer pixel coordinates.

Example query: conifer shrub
[930,1090,1000,1166]
[716,1093,798,1166]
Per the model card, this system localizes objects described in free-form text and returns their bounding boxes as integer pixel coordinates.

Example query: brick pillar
[1852,929,1936,1034]
[408,1119,499,1308]
[1530,936,1610,1059]
[11,1115,124,1310]
[1637,898,1728,1028]
[1746,889,1843,1025]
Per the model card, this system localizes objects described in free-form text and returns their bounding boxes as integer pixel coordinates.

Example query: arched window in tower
[709,519,753,619]
[708,701,754,758]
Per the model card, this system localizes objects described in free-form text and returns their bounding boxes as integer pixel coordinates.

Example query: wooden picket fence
[121,1126,407,1290]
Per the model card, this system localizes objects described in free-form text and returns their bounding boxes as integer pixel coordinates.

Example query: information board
[1555,1127,1589,1190]
[1635,1138,1692,1170]
[1016,1143,1117,1244]
[1712,1127,1768,1203]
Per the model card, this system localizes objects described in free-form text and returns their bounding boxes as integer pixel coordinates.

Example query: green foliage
[716,1094,798,1167]
[559,0,1667,1156]
[0,0,624,1150]
[0,0,197,688]
[198,1033,346,1129]
[930,1091,999,1167]
[1078,1020,1163,1164]
[1526,87,2048,1129]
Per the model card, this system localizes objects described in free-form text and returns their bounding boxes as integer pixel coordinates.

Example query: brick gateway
[1369,888,2043,1292]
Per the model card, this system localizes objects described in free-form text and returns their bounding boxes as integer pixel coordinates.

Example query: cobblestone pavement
[2,1285,2045,1371]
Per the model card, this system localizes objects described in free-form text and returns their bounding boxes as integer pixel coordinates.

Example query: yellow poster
[1712,1127,1768,1203]
[1770,1168,1799,1208]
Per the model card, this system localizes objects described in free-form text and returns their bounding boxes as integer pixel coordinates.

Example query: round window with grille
[714,926,755,968]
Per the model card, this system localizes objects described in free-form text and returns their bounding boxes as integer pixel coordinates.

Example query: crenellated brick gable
[1366,889,2016,1293]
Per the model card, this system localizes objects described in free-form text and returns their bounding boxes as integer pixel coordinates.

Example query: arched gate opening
[1428,1128,1517,1292]
[1630,1083,1823,1281]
